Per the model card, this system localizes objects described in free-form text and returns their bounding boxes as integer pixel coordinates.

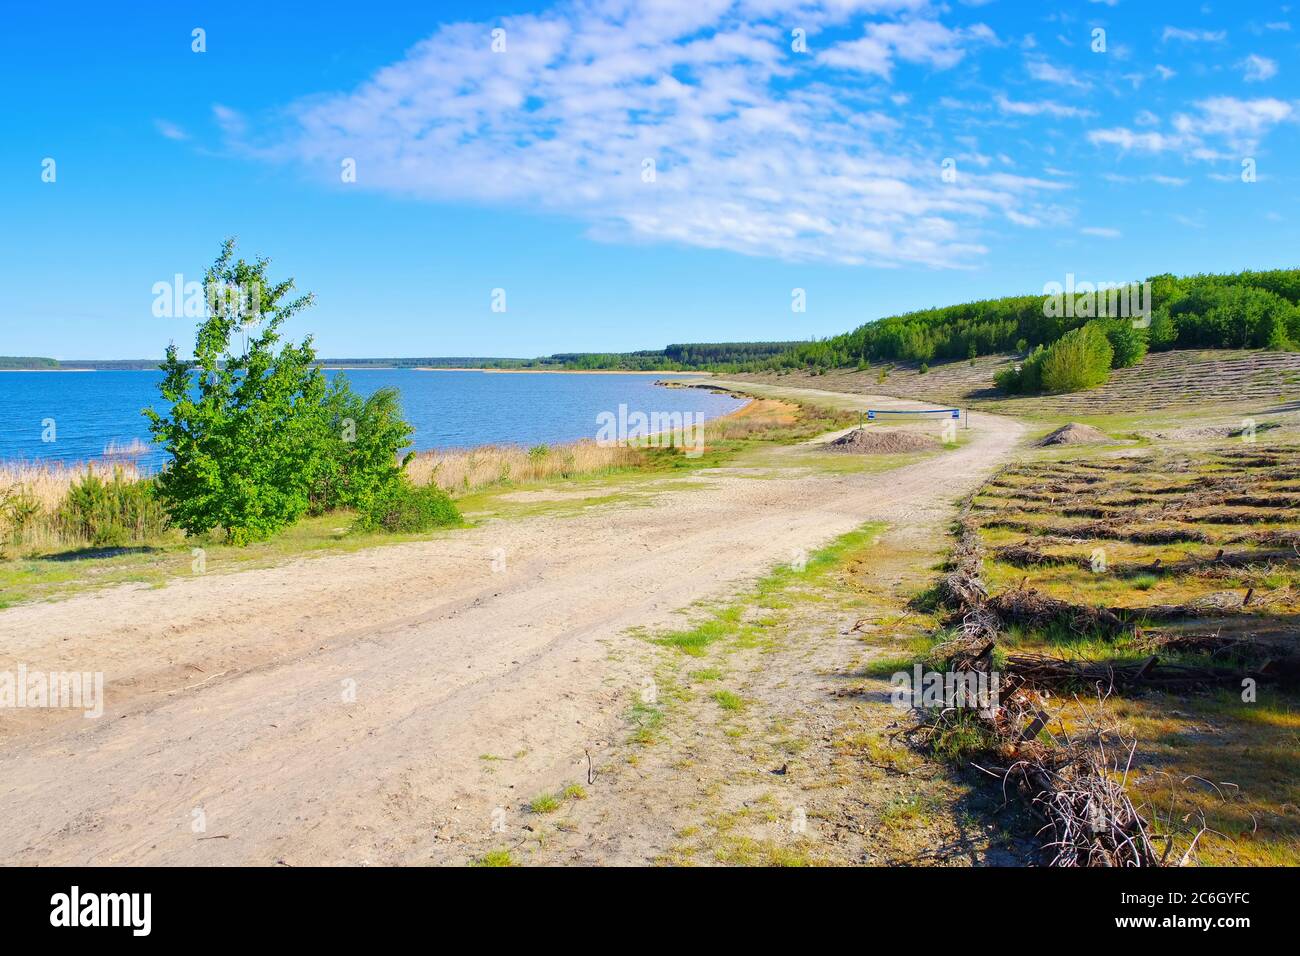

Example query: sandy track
[0,387,1023,864]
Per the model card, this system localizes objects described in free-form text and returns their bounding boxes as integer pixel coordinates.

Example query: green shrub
[0,485,44,549]
[147,239,416,545]
[1099,318,1149,368]
[354,479,461,534]
[55,471,168,547]
[1039,322,1114,393]
[1147,307,1177,351]
[308,385,412,515]
[994,345,1045,394]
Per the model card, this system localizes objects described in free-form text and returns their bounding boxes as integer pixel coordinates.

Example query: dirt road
[0,386,1024,864]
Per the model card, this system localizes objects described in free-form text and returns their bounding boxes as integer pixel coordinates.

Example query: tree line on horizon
[757,269,1300,378]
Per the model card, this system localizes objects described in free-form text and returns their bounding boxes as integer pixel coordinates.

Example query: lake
[0,369,745,469]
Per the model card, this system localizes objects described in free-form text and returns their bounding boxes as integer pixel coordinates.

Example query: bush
[0,485,44,550]
[1099,318,1149,368]
[1147,307,1177,351]
[1039,322,1114,393]
[994,345,1045,394]
[308,385,413,515]
[354,480,461,534]
[55,471,168,547]
[147,239,417,544]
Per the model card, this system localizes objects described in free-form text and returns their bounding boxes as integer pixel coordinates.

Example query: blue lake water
[0,369,745,470]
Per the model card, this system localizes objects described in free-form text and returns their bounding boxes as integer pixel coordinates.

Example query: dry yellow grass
[403,397,787,494]
[0,459,145,512]
[405,440,646,493]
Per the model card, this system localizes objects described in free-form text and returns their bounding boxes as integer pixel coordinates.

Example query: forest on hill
[763,269,1300,373]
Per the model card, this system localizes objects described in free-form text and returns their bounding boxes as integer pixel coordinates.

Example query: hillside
[734,349,1300,417]
[0,356,59,370]
[764,269,1300,375]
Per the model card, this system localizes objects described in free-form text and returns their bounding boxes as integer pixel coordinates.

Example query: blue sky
[2,0,1297,359]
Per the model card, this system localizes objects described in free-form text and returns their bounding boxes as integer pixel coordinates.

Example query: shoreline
[0,386,758,471]
[413,368,713,375]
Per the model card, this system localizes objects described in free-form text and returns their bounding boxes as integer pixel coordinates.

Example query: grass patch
[650,523,887,657]
[712,690,746,712]
[528,794,561,814]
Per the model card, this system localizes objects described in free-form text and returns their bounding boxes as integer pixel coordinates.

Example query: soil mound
[1037,423,1108,446]
[828,428,941,454]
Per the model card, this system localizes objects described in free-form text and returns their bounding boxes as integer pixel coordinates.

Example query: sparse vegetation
[918,435,1300,864]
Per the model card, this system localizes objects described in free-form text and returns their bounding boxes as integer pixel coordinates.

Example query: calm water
[0,370,744,470]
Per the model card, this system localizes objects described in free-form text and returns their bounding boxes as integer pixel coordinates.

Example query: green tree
[1099,318,1149,368]
[1147,307,1178,351]
[145,239,416,544]
[308,385,413,515]
[1039,322,1114,393]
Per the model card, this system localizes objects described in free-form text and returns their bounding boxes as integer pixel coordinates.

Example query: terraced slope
[960,440,1300,864]
[735,350,1300,417]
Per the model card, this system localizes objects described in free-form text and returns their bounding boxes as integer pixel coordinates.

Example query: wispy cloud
[1026,57,1092,90]
[996,94,1094,118]
[154,119,188,141]
[1161,26,1227,43]
[816,18,996,78]
[1239,54,1278,82]
[235,0,1063,268]
[1090,97,1294,156]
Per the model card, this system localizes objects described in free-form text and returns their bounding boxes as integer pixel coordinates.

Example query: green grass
[627,697,665,745]
[528,794,561,814]
[473,849,514,867]
[0,512,468,607]
[712,690,746,712]
[650,523,888,657]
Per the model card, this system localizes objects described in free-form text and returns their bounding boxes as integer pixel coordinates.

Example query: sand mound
[1037,423,1109,446]
[828,428,941,454]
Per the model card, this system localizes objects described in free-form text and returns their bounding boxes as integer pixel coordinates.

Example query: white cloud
[996,94,1094,118]
[1088,128,1184,152]
[1026,57,1092,90]
[154,119,188,141]
[1239,54,1278,82]
[1103,173,1188,187]
[1081,226,1121,238]
[239,0,1057,268]
[817,19,996,78]
[1091,97,1294,157]
[1174,96,1294,145]
[1161,27,1227,43]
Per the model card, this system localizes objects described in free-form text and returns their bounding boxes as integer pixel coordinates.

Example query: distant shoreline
[0,368,95,373]
[413,368,713,375]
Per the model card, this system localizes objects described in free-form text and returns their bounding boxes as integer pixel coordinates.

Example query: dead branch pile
[994,724,1167,867]
[1001,652,1251,690]
[991,542,1064,568]
[988,586,1127,636]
